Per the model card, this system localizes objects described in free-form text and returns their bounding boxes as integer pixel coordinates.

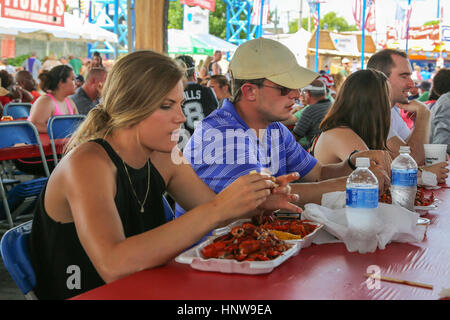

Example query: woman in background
[312,69,448,183]
[29,65,78,133]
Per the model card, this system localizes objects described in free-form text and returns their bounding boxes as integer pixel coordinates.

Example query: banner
[1,0,66,27]
[353,0,376,32]
[393,0,413,40]
[251,0,270,26]
[307,0,319,28]
[180,0,215,12]
[183,5,209,34]
[387,24,440,41]
[329,32,359,54]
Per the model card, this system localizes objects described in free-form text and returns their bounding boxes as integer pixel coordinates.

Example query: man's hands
[397,100,430,117]
[258,172,302,214]
[422,162,449,184]
[349,150,392,174]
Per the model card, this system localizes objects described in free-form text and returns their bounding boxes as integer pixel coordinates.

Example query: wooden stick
[365,273,434,290]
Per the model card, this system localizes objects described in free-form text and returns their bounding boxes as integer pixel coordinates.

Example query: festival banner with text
[180,0,215,12]
[1,0,66,27]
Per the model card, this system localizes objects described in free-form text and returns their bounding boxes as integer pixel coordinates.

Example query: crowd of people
[0,38,449,300]
[0,51,108,120]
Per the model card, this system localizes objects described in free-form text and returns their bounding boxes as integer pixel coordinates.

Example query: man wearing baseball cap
[340,58,352,77]
[176,38,390,217]
[292,79,331,149]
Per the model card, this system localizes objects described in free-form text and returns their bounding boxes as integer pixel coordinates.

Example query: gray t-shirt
[293,99,332,149]
[70,87,98,115]
[430,91,450,154]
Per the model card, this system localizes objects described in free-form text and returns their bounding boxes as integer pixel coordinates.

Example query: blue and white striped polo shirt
[175,99,317,217]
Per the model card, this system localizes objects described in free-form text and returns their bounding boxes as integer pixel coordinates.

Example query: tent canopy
[168,29,213,55]
[193,33,238,52]
[264,29,311,67]
[168,29,238,56]
[0,13,118,43]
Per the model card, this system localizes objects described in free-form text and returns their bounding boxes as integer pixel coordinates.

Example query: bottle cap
[399,146,411,153]
[355,157,370,168]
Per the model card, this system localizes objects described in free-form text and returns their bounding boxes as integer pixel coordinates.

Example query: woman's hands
[212,172,276,222]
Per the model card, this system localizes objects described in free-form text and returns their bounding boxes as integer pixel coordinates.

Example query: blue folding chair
[3,103,32,120]
[0,220,37,299]
[0,121,49,228]
[47,115,86,165]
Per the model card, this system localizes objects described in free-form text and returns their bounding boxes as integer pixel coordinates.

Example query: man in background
[69,55,83,75]
[16,70,40,103]
[70,68,107,115]
[340,58,352,77]
[175,55,218,140]
[292,79,332,149]
[367,49,431,165]
[417,81,431,102]
[21,51,41,82]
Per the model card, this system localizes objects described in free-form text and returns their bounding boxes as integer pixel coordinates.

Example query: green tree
[209,1,228,38]
[168,1,183,30]
[423,20,439,26]
[289,12,358,33]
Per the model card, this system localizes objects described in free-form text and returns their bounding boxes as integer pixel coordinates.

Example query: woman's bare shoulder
[323,127,356,136]
[59,141,116,179]
[33,94,51,105]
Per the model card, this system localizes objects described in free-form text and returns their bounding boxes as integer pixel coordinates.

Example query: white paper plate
[175,236,301,275]
[212,218,324,249]
[424,186,441,190]
[414,204,437,211]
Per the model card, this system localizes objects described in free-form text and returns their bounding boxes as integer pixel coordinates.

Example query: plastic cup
[424,144,447,165]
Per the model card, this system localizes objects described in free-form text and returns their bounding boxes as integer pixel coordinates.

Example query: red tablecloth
[73,177,450,300]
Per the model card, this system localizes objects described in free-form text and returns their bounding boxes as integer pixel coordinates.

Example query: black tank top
[28,139,167,299]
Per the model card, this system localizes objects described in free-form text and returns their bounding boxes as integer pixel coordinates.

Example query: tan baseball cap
[229,37,319,89]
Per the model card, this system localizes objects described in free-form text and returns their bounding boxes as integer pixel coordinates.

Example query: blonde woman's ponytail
[65,105,112,153]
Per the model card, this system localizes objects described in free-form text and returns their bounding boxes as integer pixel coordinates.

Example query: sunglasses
[260,84,297,96]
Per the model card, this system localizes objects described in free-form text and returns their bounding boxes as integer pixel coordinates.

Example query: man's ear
[240,83,258,102]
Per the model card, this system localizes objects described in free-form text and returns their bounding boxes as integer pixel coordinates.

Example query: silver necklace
[122,159,151,213]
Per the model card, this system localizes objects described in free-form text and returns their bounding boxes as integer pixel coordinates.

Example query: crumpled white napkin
[301,191,425,254]
[418,170,437,187]
[439,288,450,299]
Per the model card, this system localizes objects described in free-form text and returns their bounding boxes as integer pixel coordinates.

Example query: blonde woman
[199,55,213,81]
[28,50,301,299]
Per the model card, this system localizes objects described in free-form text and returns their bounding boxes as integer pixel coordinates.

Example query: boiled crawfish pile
[380,188,435,206]
[202,222,292,262]
[251,215,318,238]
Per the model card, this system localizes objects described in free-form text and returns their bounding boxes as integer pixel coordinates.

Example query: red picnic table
[0,133,66,161]
[72,174,450,300]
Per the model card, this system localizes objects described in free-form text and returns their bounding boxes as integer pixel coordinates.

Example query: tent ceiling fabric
[0,13,118,43]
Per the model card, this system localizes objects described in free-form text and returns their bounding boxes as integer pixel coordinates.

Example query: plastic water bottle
[390,146,418,211]
[346,157,380,236]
